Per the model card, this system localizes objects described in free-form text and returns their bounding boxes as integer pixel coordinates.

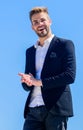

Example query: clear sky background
[0,0,82,130]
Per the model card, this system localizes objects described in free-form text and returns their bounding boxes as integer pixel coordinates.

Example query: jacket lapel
[41,36,58,77]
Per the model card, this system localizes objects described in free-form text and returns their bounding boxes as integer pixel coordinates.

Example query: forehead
[31,12,49,21]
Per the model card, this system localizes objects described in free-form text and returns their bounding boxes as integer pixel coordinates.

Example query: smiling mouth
[39,29,45,32]
[38,26,46,31]
[38,28,46,32]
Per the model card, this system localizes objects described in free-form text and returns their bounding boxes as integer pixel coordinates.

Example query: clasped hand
[18,73,42,87]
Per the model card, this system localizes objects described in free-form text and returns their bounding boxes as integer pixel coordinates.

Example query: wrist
[38,80,42,87]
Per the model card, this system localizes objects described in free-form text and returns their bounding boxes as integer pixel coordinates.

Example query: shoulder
[54,35,73,44]
[26,45,35,55]
[52,36,75,55]
[56,36,74,47]
[53,36,75,50]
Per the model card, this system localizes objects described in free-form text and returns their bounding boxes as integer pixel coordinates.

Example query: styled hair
[29,7,49,20]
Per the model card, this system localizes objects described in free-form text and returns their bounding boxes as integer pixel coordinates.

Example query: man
[18,6,76,130]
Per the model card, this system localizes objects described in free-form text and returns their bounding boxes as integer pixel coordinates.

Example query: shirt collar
[34,34,54,49]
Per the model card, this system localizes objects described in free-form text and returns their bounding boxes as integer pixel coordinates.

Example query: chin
[37,32,48,37]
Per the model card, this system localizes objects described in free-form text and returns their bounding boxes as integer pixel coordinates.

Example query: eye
[32,21,39,26]
[32,18,47,26]
[40,18,46,22]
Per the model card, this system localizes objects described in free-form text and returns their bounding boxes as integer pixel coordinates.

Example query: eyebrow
[32,17,46,21]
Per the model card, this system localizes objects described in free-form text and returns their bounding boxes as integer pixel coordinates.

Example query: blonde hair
[29,7,49,20]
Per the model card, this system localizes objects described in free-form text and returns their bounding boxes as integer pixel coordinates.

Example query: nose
[37,20,44,26]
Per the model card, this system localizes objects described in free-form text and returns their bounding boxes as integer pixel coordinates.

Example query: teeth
[39,28,44,31]
[40,27,44,29]
[38,26,45,30]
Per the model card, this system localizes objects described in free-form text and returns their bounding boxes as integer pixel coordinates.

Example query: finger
[29,73,34,77]
[21,78,25,83]
[18,73,24,77]
[27,81,33,86]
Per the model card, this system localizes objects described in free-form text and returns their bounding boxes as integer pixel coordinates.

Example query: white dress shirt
[29,34,54,107]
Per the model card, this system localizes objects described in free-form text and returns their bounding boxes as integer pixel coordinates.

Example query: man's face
[31,12,52,37]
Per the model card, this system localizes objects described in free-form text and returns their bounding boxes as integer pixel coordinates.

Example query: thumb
[29,73,33,77]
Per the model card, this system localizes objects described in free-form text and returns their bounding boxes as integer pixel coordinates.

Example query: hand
[18,73,33,86]
[18,73,42,87]
[29,73,42,87]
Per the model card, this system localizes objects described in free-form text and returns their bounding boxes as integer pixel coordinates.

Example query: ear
[49,19,52,25]
[31,25,34,30]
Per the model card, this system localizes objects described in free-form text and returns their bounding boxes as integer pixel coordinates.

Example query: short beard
[36,28,49,37]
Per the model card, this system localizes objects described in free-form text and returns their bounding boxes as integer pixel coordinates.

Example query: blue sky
[0,0,83,130]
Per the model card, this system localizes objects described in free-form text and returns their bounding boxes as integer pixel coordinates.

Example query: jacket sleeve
[41,40,76,90]
[22,49,33,91]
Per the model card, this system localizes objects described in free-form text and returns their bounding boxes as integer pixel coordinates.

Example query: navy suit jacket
[22,36,76,118]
